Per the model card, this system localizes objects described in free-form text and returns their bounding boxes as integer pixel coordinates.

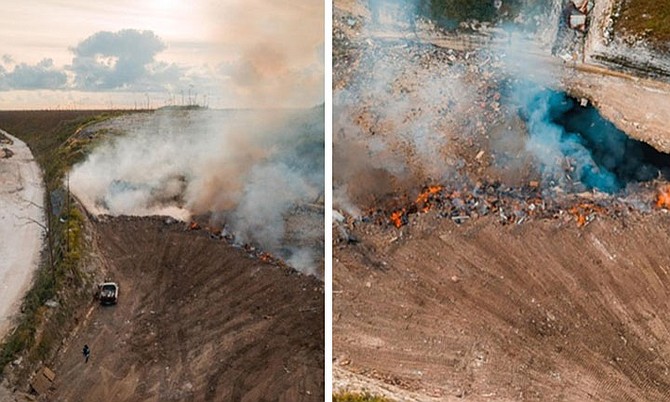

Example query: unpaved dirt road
[0,130,44,338]
[334,212,670,400]
[47,216,323,401]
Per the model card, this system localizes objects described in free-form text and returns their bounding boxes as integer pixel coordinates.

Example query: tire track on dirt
[334,213,670,400]
[49,217,323,401]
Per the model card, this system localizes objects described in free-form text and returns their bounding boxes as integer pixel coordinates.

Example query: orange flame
[390,209,406,228]
[389,185,443,228]
[568,203,606,227]
[260,252,273,263]
[415,185,443,204]
[416,185,444,213]
[657,185,670,209]
[189,222,200,230]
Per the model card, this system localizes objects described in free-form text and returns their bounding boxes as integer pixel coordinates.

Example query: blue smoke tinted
[515,83,670,193]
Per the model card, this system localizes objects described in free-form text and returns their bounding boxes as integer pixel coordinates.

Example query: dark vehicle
[98,282,119,305]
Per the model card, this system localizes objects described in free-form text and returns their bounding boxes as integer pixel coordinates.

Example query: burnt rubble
[333,2,670,241]
[183,218,299,272]
[97,214,299,273]
[351,180,670,232]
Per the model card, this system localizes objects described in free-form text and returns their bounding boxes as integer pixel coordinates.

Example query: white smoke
[70,107,324,276]
[333,15,475,213]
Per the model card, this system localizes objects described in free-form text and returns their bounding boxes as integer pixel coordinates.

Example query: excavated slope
[49,216,323,402]
[334,212,670,401]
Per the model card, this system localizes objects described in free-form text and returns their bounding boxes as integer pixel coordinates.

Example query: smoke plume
[333,7,476,214]
[70,107,324,276]
[207,0,324,109]
[510,81,670,193]
[334,0,670,218]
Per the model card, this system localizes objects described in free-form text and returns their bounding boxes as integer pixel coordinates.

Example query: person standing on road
[82,344,90,363]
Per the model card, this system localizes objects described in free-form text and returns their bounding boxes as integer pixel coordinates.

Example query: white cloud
[0,0,323,109]
[0,58,67,90]
[69,29,175,91]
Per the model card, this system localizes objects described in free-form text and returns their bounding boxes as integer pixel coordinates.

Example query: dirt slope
[48,216,323,401]
[333,212,670,400]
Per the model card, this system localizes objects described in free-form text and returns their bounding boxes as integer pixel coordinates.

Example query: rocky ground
[584,0,670,80]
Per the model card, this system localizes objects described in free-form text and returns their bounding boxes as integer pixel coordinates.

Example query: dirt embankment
[568,0,670,153]
[47,216,324,402]
[334,212,670,401]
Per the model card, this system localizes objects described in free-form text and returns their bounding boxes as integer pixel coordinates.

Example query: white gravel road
[0,130,44,338]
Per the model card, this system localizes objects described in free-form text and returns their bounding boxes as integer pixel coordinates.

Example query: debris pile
[333,0,670,241]
[184,219,293,271]
[361,180,669,230]
[568,202,607,227]
[380,181,559,227]
[390,185,443,228]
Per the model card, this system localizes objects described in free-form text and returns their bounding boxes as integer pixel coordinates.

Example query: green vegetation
[416,0,520,28]
[0,110,132,376]
[333,392,394,402]
[617,0,670,49]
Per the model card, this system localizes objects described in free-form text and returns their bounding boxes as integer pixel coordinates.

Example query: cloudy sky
[0,0,324,109]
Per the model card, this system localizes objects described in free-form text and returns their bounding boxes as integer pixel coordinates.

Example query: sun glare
[151,0,180,13]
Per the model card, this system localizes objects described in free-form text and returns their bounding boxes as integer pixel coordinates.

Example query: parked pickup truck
[98,282,119,305]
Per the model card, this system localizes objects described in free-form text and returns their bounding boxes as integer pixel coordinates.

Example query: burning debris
[355,180,670,232]
[390,185,443,228]
[333,0,670,248]
[381,181,556,228]
[568,203,606,227]
[184,218,296,272]
[656,185,670,210]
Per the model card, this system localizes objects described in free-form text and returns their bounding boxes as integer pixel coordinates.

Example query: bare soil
[334,212,670,401]
[47,216,324,401]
